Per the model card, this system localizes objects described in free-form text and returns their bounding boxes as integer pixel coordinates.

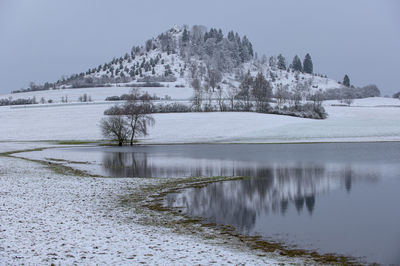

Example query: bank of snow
[1,97,399,143]
[0,155,301,265]
[1,85,193,103]
[325,97,400,107]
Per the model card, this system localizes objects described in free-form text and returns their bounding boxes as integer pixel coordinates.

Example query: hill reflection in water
[163,164,379,231]
[96,143,398,264]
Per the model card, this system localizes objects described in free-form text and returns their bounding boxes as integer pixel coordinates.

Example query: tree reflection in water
[163,165,379,233]
[103,150,379,233]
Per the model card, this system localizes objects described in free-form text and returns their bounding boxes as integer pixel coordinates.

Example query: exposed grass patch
[98,143,125,147]
[0,147,47,157]
[55,140,99,145]
[44,157,91,165]
[124,140,400,146]
[98,140,140,147]
[0,146,103,178]
[12,155,102,177]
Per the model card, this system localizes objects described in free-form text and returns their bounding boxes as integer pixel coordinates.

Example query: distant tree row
[178,25,254,73]
[270,53,313,74]
[190,71,326,119]
[0,97,38,106]
[322,84,380,100]
[12,82,55,94]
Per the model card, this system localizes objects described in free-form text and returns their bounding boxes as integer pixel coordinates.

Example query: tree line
[0,97,38,106]
[190,70,327,119]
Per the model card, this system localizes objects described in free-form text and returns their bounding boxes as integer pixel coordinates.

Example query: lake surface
[66,143,400,264]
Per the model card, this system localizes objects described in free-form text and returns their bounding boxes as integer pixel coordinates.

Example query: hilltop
[10,25,379,101]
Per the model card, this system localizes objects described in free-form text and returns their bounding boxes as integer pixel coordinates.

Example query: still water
[76,143,400,264]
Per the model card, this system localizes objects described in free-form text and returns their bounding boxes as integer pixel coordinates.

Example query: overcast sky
[0,0,399,95]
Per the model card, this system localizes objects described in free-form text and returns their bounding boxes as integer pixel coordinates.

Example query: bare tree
[191,77,201,91]
[252,72,272,112]
[290,90,302,108]
[261,54,267,65]
[225,85,238,111]
[237,71,253,111]
[191,25,207,45]
[191,89,203,112]
[343,97,353,107]
[275,84,290,109]
[203,83,214,111]
[189,61,198,78]
[100,116,130,146]
[191,78,203,111]
[291,82,305,108]
[198,63,206,79]
[124,89,155,145]
[78,93,90,102]
[216,85,226,111]
[309,90,324,109]
[207,68,222,92]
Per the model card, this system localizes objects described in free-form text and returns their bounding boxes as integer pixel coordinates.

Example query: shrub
[323,84,380,100]
[153,103,192,113]
[105,96,121,101]
[0,97,37,106]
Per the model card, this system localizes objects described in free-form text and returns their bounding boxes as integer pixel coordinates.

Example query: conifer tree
[227,31,235,42]
[277,54,286,70]
[343,74,350,87]
[269,56,276,68]
[292,55,303,72]
[182,28,189,43]
[217,29,223,42]
[303,53,313,74]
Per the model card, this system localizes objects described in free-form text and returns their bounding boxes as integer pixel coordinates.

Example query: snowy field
[0,155,303,265]
[0,97,399,143]
[1,96,398,264]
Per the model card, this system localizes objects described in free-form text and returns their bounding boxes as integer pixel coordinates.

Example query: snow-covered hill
[5,25,345,103]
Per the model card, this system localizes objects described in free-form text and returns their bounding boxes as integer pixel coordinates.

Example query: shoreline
[1,138,400,145]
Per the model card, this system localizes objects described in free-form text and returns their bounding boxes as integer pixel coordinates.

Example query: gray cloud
[0,0,399,95]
